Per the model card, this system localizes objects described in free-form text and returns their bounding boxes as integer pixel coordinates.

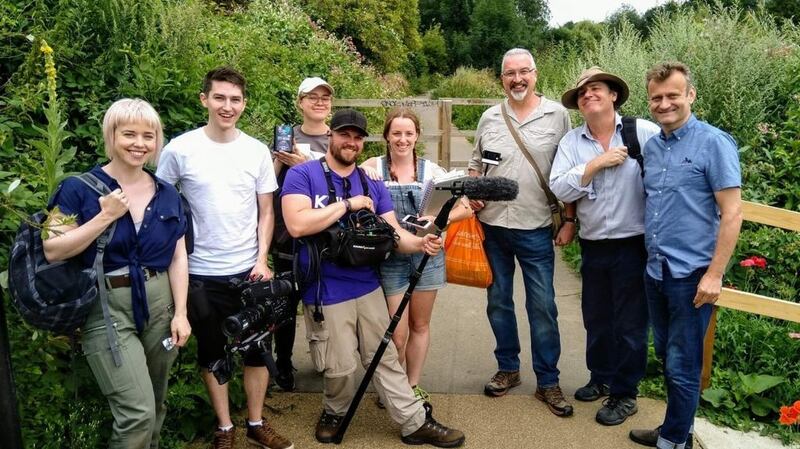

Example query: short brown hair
[646,62,694,90]
[202,66,246,97]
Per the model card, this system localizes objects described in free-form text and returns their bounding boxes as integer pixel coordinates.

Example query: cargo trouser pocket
[82,324,133,395]
[306,320,329,373]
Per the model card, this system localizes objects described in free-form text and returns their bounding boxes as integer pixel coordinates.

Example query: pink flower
[739,256,767,269]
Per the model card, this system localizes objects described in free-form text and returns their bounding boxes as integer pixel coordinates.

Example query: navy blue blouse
[49,165,187,332]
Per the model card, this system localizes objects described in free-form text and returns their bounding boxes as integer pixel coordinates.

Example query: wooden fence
[702,202,800,388]
[334,98,502,169]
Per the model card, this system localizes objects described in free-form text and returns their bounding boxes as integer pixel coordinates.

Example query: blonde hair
[102,98,164,164]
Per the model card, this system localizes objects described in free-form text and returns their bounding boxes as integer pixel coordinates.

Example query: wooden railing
[702,201,800,388]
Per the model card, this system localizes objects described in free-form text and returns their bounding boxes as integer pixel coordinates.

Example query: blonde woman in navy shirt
[44,98,190,449]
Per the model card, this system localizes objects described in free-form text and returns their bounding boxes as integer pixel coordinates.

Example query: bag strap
[320,158,371,202]
[500,103,561,215]
[75,172,122,367]
[621,116,644,178]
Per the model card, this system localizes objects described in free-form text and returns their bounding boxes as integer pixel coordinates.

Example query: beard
[330,143,359,166]
[508,81,529,102]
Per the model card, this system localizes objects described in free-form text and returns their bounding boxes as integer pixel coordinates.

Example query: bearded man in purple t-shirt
[281,109,465,448]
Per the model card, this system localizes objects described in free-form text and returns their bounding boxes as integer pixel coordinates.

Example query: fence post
[701,306,718,390]
[439,100,452,170]
[0,291,24,449]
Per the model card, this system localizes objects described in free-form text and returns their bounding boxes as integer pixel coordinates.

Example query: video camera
[210,271,296,385]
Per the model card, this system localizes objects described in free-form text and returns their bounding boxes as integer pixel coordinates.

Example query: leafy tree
[546,20,605,51]
[298,0,423,72]
[467,0,528,71]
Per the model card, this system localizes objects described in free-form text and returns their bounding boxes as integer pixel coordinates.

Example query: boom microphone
[435,176,518,201]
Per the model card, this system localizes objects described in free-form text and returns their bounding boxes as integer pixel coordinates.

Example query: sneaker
[274,362,296,392]
[596,396,638,426]
[246,419,294,449]
[401,414,465,447]
[315,411,343,444]
[534,385,574,417]
[212,427,235,449]
[413,385,431,402]
[483,370,521,397]
[629,426,693,449]
[574,381,610,402]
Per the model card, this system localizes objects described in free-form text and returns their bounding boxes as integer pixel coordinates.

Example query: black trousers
[578,234,649,397]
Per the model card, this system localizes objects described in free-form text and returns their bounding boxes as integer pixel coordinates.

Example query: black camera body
[223,273,295,337]
[210,271,296,385]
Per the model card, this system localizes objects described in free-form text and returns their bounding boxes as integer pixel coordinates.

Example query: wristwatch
[564,217,577,223]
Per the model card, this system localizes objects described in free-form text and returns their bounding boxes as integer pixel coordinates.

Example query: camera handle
[333,195,461,444]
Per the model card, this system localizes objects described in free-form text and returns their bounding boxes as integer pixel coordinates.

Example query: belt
[106,268,160,289]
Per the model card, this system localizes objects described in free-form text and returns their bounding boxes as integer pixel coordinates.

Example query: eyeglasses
[501,67,535,79]
[303,94,332,104]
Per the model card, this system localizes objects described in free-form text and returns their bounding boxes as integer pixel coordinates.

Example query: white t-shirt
[157,127,278,275]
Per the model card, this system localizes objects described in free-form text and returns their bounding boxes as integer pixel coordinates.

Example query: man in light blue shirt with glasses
[629,62,742,449]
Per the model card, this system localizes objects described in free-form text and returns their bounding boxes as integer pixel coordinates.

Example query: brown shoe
[315,411,343,444]
[212,427,235,449]
[401,414,465,447]
[534,385,574,417]
[246,419,294,449]
[483,370,521,397]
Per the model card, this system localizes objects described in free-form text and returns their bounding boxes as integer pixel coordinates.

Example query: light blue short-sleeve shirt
[643,115,741,280]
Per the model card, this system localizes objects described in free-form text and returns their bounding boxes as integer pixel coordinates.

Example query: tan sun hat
[561,66,629,110]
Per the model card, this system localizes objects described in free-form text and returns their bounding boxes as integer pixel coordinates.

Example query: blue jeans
[483,224,560,387]
[645,264,712,448]
[579,236,648,398]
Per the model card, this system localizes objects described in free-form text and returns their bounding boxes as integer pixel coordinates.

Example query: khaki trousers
[82,272,177,449]
[304,288,426,436]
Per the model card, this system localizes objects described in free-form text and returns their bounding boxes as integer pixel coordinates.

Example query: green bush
[431,67,502,131]
[0,1,407,448]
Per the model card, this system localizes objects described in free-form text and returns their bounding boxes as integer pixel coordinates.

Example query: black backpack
[621,116,644,177]
[8,173,116,336]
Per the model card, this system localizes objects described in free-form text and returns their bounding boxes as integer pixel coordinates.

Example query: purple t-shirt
[281,160,394,305]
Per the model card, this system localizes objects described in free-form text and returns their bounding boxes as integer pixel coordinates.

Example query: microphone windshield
[462,177,518,201]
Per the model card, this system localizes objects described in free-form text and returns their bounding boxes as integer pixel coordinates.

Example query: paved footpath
[191,251,676,449]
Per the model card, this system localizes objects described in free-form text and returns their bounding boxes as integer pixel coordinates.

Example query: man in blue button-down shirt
[551,67,660,427]
[629,62,743,449]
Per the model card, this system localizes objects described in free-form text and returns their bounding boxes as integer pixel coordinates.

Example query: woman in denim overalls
[361,107,472,405]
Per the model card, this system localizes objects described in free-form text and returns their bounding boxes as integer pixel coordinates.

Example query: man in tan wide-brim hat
[550,67,661,427]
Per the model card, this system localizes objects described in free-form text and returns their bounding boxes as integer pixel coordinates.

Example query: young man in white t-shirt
[157,67,293,449]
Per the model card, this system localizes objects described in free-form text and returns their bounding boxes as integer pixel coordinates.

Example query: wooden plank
[451,130,477,138]
[701,307,718,390]
[440,98,503,106]
[334,98,446,108]
[440,100,453,170]
[742,201,800,232]
[717,288,800,323]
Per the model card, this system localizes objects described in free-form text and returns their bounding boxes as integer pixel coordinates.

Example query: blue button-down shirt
[49,166,187,331]
[550,114,661,240]
[643,115,740,280]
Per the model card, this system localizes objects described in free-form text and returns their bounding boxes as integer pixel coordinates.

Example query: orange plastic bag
[444,216,493,288]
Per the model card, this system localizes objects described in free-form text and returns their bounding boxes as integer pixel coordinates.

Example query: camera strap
[305,160,375,321]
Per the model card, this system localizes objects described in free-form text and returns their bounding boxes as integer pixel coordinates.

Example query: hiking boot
[212,427,235,449]
[629,426,693,449]
[596,396,638,426]
[574,381,610,402]
[274,362,296,392]
[483,370,521,397]
[246,419,294,449]
[401,413,465,447]
[534,385,574,417]
[315,411,343,444]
